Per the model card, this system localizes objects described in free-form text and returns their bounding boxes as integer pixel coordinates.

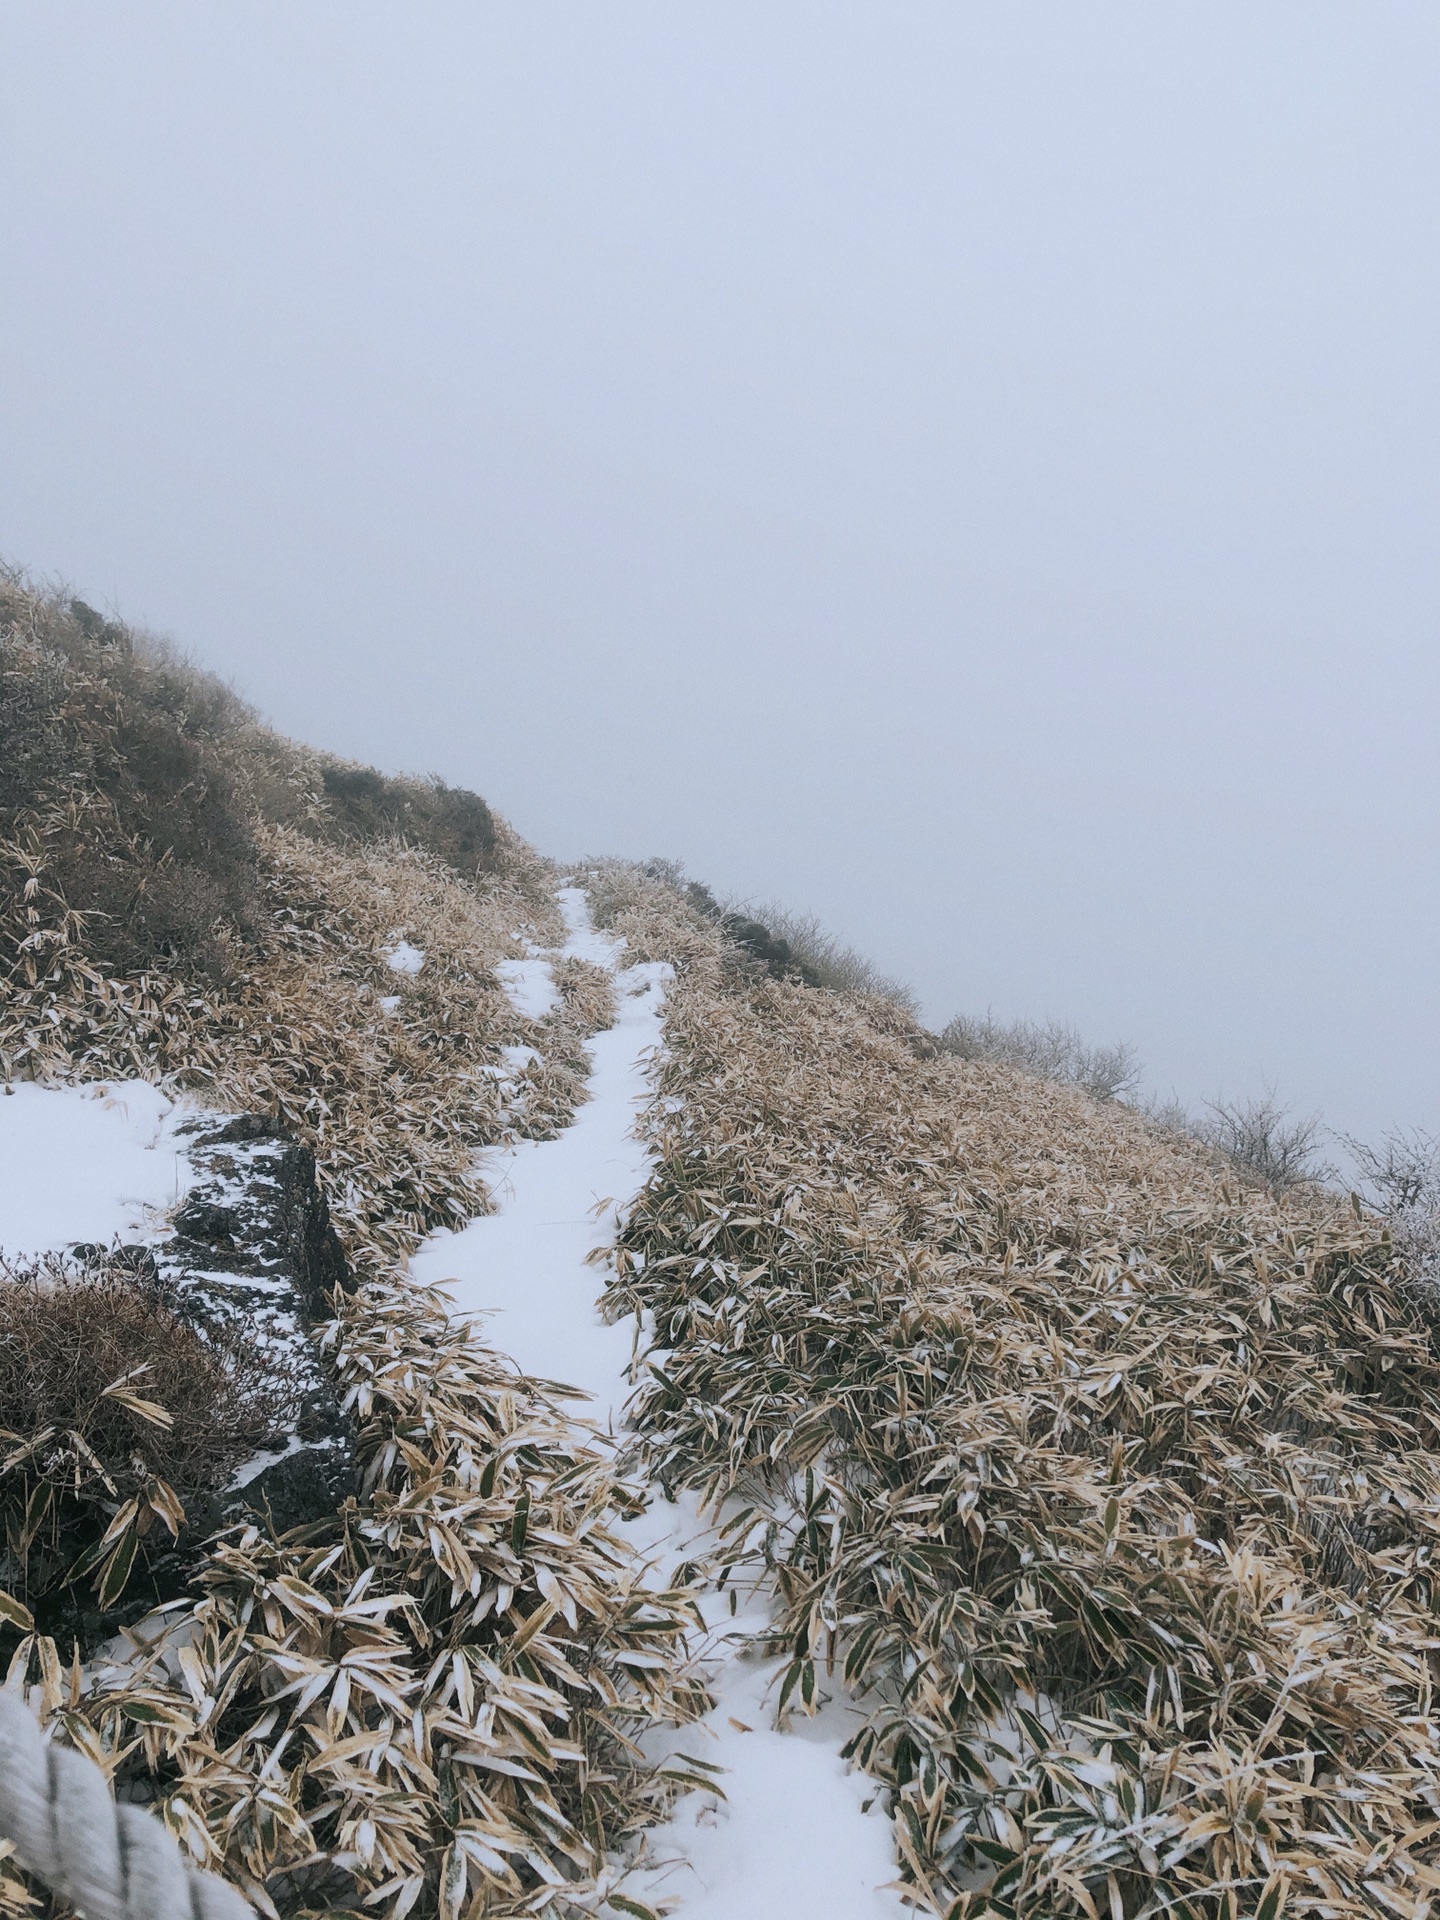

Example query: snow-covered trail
[409,888,909,1920]
[408,889,663,1412]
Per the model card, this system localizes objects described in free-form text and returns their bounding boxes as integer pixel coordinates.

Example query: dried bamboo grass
[595,866,1440,1920]
[6,1283,707,1918]
[2,819,605,1272]
[0,605,702,1916]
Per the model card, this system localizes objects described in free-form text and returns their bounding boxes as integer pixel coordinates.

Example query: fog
[2,2,1436,1147]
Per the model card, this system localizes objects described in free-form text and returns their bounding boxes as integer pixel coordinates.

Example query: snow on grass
[410,886,909,1919]
[0,1079,197,1257]
[494,956,560,1022]
[383,939,426,975]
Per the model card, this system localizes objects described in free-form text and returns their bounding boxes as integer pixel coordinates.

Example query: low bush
[636,864,917,1007]
[0,1253,297,1634]
[941,1011,1140,1102]
[1342,1124,1440,1217]
[0,574,499,1001]
[751,900,919,1010]
[0,585,262,982]
[1341,1127,1440,1316]
[319,759,497,875]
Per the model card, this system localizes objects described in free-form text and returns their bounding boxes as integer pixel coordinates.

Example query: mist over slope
[3,575,1439,1920]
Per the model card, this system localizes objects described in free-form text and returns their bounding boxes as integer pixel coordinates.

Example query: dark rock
[111,1243,161,1284]
[24,1116,361,1654]
[154,1114,359,1536]
[172,1199,240,1245]
[227,1436,356,1536]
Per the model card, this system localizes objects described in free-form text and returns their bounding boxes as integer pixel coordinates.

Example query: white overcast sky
[2,3,1436,1147]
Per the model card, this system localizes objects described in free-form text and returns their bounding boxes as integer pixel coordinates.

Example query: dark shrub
[0,1252,297,1635]
[0,584,261,981]
[319,760,496,874]
[640,861,823,985]
[0,638,77,818]
[721,911,821,985]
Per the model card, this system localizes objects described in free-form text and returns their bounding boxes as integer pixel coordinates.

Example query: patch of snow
[500,1044,541,1070]
[379,994,402,1014]
[384,940,426,975]
[227,1433,306,1490]
[0,1080,198,1258]
[410,888,908,1918]
[555,883,626,967]
[495,956,560,1023]
[185,1267,295,1297]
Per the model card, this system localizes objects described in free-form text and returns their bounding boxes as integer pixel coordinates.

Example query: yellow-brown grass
[595,864,1436,1920]
[4,811,599,1272]
[7,1284,708,1920]
[0,594,704,1920]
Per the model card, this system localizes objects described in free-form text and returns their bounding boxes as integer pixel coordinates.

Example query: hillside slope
[1,578,1433,1920]
[592,869,1433,1920]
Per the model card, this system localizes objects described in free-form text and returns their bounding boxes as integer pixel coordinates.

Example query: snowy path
[410,889,908,1920]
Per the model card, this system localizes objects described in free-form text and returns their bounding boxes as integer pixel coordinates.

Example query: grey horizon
[2,0,1435,1150]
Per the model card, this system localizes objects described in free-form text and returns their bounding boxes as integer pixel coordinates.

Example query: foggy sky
[2,2,1436,1149]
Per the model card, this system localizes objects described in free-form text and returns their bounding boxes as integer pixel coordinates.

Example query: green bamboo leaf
[95,1527,139,1610]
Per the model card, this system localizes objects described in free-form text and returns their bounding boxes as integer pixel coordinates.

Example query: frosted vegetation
[940,1012,1141,1104]
[3,568,1439,1920]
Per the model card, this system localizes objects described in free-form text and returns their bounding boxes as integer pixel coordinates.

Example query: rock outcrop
[154,1112,358,1536]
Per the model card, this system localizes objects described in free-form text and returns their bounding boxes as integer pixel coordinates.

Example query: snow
[0,1079,197,1258]
[494,956,560,1022]
[410,887,908,1918]
[228,1433,306,1489]
[635,1646,905,1919]
[409,909,659,1408]
[384,940,426,975]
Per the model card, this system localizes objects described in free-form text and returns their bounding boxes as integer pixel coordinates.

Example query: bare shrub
[941,1011,1140,1102]
[1197,1089,1330,1191]
[1342,1125,1440,1217]
[1341,1127,1440,1314]
[1144,1091,1197,1136]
